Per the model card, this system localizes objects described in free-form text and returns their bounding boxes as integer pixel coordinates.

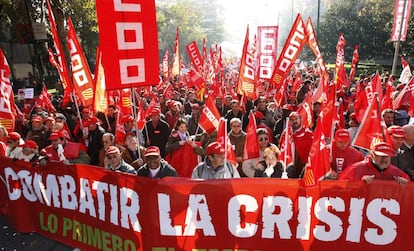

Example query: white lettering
[262,196,293,239]
[228,195,258,238]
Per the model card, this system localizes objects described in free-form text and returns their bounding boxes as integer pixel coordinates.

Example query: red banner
[305,18,326,75]
[2,158,414,250]
[257,26,278,80]
[237,26,256,99]
[0,49,15,132]
[67,17,94,107]
[96,0,159,89]
[199,95,220,134]
[391,0,412,42]
[186,41,203,74]
[271,14,306,90]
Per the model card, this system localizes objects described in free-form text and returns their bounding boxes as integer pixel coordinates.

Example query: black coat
[136,160,178,178]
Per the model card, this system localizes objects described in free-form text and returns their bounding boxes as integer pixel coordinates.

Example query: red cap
[8,132,21,141]
[371,142,395,157]
[20,140,38,150]
[82,107,90,113]
[31,116,42,122]
[144,146,160,157]
[288,111,300,120]
[149,108,161,116]
[206,142,225,155]
[105,146,120,156]
[350,113,357,120]
[334,129,350,142]
[122,115,134,123]
[167,100,176,108]
[86,117,99,126]
[387,125,406,138]
[44,116,55,123]
[49,131,66,140]
[254,111,264,120]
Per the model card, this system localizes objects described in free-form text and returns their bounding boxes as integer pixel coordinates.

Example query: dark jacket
[136,160,178,178]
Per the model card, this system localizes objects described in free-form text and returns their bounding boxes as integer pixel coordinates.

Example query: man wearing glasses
[137,146,178,178]
[105,145,136,174]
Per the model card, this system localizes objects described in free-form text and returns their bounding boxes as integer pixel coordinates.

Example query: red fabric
[292,127,314,165]
[302,118,329,186]
[390,0,412,42]
[67,17,94,107]
[96,0,159,89]
[352,98,384,150]
[339,157,410,181]
[349,45,359,82]
[165,143,198,177]
[271,14,306,90]
[93,46,108,114]
[35,84,55,113]
[42,142,81,162]
[186,41,203,74]
[354,83,368,123]
[199,95,220,134]
[236,26,256,99]
[382,81,393,110]
[297,92,313,129]
[278,118,293,166]
[257,26,278,80]
[171,27,180,76]
[162,48,170,79]
[306,18,327,75]
[334,34,348,89]
[243,113,260,160]
[217,119,238,167]
[0,48,15,132]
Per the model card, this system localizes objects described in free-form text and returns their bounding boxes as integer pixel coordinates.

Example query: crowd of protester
[3,69,413,185]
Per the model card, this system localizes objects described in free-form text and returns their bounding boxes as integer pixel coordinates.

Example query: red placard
[96,0,160,90]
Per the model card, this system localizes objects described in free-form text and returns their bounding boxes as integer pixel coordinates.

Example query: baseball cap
[206,142,225,155]
[20,140,38,150]
[289,111,300,120]
[254,111,264,120]
[122,115,134,123]
[371,142,395,157]
[387,125,406,138]
[105,146,120,156]
[49,131,66,140]
[8,132,21,141]
[334,129,351,142]
[144,146,160,157]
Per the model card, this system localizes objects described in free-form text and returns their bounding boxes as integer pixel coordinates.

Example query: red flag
[243,112,260,160]
[391,0,412,42]
[354,82,368,123]
[171,27,180,76]
[311,72,327,103]
[236,26,256,99]
[338,99,345,129]
[35,84,55,112]
[319,84,338,138]
[119,89,132,116]
[0,48,15,132]
[67,17,94,107]
[393,77,414,110]
[217,118,238,167]
[46,0,73,94]
[199,95,220,134]
[257,26,278,80]
[334,34,348,89]
[93,47,108,114]
[399,57,412,84]
[382,78,393,110]
[297,92,313,129]
[162,48,170,79]
[278,118,293,167]
[271,14,306,90]
[186,41,203,74]
[352,97,385,150]
[349,45,359,83]
[305,18,327,75]
[188,69,204,90]
[302,118,331,187]
[136,100,146,131]
[96,0,159,89]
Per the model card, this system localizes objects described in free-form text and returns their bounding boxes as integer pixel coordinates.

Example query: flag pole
[223,118,227,170]
[281,117,289,179]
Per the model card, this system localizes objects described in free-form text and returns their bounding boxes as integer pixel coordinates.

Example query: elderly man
[192,142,240,179]
[41,130,90,165]
[105,145,136,174]
[136,146,178,178]
[329,129,363,178]
[339,142,409,185]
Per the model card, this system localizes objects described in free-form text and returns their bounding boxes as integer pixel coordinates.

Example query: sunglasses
[258,137,269,141]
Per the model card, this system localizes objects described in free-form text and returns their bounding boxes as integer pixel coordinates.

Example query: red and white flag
[35,84,55,112]
[334,33,348,89]
[399,57,412,84]
[136,99,147,131]
[236,26,256,99]
[352,97,385,151]
[171,27,180,76]
[96,0,159,89]
[0,48,15,132]
[349,45,359,83]
[93,47,108,114]
[199,95,220,134]
[278,118,293,167]
[391,0,412,42]
[46,0,72,94]
[256,26,278,80]
[217,118,238,167]
[67,17,94,107]
[305,18,326,76]
[162,48,170,79]
[186,41,203,74]
[297,92,313,129]
[271,14,306,90]
[243,112,260,160]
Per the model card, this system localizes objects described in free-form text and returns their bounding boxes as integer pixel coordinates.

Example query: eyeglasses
[258,137,269,141]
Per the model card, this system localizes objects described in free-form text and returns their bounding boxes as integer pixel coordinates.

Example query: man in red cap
[14,140,39,163]
[339,142,409,185]
[41,130,90,165]
[143,107,170,158]
[105,145,136,174]
[278,111,313,178]
[136,146,178,178]
[6,132,23,158]
[191,142,240,179]
[328,129,363,178]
